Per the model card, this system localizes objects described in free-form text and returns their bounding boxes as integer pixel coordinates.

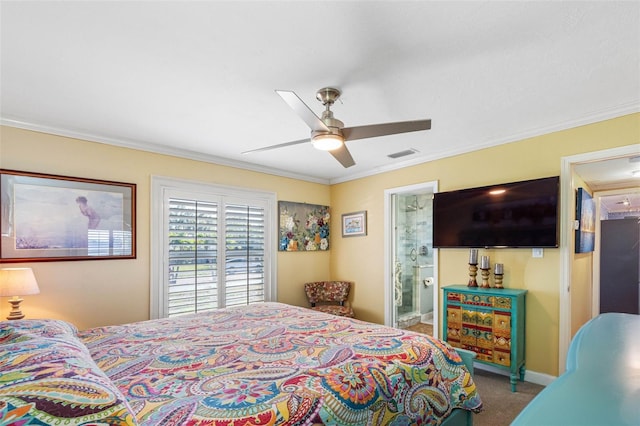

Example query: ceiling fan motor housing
[316,110,344,137]
[316,87,341,105]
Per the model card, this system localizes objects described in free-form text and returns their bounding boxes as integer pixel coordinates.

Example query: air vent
[388,148,418,159]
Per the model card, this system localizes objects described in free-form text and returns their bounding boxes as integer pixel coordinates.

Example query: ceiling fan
[242,87,432,168]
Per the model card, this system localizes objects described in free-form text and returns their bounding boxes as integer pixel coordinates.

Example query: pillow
[0,318,78,344]
[0,320,139,425]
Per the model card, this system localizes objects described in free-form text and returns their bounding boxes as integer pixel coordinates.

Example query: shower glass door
[393,192,435,330]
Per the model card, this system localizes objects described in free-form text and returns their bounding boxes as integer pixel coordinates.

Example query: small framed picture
[342,211,367,237]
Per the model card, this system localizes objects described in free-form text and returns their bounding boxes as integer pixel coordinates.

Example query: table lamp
[0,267,40,320]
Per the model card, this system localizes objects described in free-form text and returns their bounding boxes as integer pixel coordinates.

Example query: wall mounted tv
[433,176,560,248]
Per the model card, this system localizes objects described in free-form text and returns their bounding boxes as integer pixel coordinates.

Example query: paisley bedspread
[79,302,482,425]
[0,319,137,425]
[1,303,481,425]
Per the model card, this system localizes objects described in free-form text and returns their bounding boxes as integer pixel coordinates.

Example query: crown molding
[3,101,637,186]
[0,118,330,185]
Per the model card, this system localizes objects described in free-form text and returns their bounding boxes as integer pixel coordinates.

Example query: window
[151,177,276,319]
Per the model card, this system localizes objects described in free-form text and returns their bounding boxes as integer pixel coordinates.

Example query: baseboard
[421,311,433,324]
[473,363,556,387]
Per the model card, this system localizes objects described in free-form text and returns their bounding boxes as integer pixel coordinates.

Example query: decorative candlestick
[480,267,491,288]
[468,263,478,287]
[494,263,504,288]
[479,255,490,288]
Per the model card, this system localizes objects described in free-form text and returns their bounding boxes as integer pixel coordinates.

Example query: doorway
[559,145,639,372]
[384,181,439,338]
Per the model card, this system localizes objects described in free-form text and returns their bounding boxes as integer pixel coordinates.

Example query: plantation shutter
[166,196,267,317]
[167,198,218,317]
[224,203,266,307]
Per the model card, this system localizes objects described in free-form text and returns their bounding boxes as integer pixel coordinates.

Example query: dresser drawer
[447,306,462,325]
[494,350,511,366]
[493,296,513,310]
[449,291,515,310]
[493,334,511,352]
[494,312,512,333]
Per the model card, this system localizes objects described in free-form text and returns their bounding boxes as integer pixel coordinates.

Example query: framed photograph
[342,211,367,237]
[278,201,330,251]
[1,169,136,262]
[575,187,595,253]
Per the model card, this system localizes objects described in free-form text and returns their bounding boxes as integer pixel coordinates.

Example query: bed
[1,302,482,425]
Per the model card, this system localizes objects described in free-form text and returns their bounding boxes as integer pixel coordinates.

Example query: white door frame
[384,180,439,337]
[558,144,639,373]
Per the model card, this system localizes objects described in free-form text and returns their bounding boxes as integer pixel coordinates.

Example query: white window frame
[150,176,277,319]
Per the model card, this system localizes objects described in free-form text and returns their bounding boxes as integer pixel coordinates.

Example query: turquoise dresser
[512,313,640,425]
[442,285,527,391]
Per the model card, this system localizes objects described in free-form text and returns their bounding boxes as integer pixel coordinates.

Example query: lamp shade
[0,268,40,297]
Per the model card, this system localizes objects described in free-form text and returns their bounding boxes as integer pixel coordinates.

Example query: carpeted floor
[403,322,544,425]
[471,368,544,426]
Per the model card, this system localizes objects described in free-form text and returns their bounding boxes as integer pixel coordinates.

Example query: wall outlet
[532,248,544,258]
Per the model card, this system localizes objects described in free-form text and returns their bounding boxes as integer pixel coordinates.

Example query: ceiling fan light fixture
[312,133,343,151]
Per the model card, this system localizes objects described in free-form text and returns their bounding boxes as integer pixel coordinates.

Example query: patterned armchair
[304,281,355,318]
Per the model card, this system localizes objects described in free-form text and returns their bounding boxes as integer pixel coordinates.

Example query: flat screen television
[433,176,560,248]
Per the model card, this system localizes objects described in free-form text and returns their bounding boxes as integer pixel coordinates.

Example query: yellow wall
[1,113,638,377]
[0,126,331,329]
[331,113,639,377]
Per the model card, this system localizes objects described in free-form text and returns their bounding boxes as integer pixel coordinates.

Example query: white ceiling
[1,1,639,185]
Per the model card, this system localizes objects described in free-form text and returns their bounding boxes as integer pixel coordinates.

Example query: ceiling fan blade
[276,90,329,132]
[330,144,355,168]
[242,137,310,154]
[342,119,431,141]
